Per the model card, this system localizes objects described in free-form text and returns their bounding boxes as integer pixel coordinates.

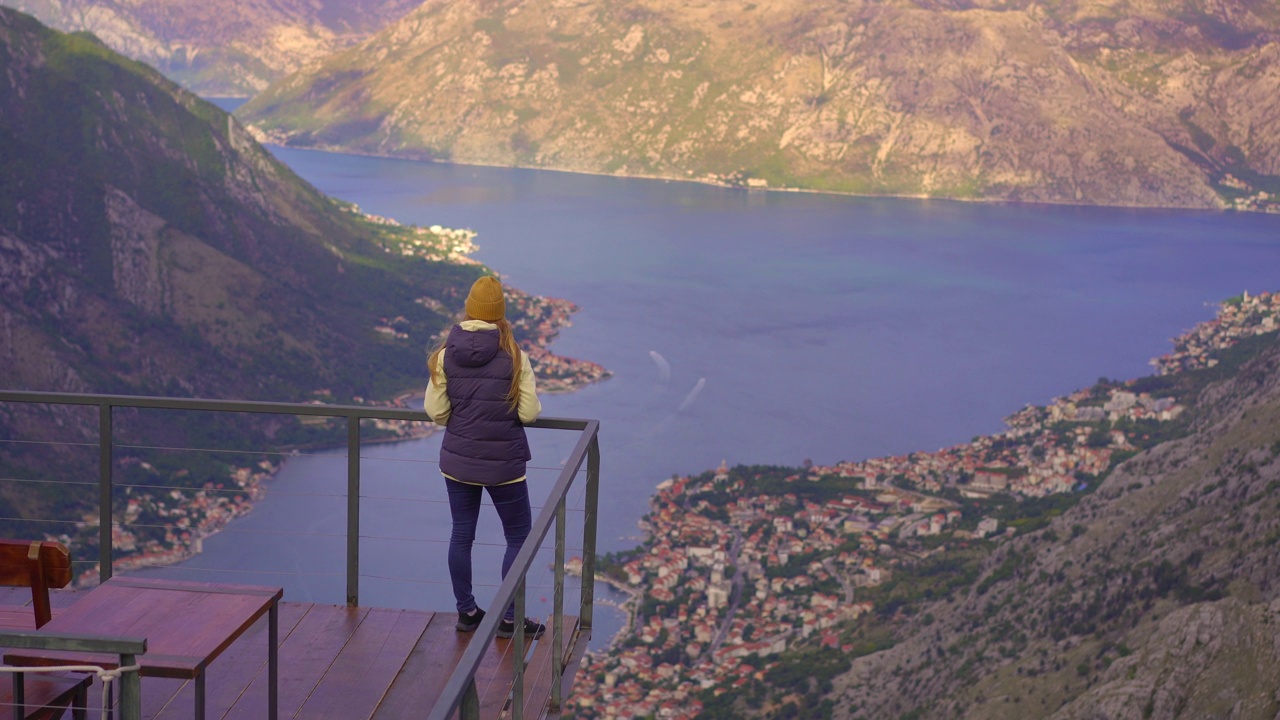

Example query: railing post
[347,415,360,607]
[513,576,526,720]
[581,434,600,630]
[119,652,141,720]
[99,403,113,583]
[552,496,566,711]
[461,680,479,720]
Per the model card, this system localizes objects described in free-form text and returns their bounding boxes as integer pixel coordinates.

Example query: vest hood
[448,325,500,368]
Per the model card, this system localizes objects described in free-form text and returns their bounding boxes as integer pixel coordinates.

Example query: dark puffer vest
[438,325,531,485]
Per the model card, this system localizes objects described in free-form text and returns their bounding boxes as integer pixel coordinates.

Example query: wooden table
[4,577,282,720]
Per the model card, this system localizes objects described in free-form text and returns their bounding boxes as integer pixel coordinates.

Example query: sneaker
[456,608,485,632]
[497,617,545,640]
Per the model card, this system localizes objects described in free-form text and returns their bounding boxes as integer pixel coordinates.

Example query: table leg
[194,672,205,720]
[13,670,24,718]
[269,599,279,720]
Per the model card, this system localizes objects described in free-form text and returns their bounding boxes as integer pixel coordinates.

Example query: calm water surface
[148,102,1280,645]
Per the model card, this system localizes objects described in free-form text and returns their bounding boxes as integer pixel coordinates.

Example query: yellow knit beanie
[465,276,505,321]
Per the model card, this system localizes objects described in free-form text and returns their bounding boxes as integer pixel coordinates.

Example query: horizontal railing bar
[0,516,83,525]
[0,630,146,655]
[0,477,97,487]
[114,522,347,538]
[0,439,98,448]
[0,391,594,432]
[358,574,570,592]
[115,484,340,498]
[128,565,344,578]
[357,534,571,551]
[113,444,310,457]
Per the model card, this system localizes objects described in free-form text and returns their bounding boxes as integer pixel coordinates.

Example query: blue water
[150,100,1280,646]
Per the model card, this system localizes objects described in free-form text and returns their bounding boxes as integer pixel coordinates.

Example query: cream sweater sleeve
[518,350,542,424]
[424,349,451,426]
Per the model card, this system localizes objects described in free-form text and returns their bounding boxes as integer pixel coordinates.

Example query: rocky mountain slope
[235,0,1280,210]
[0,6,492,531]
[0,6,486,404]
[2,0,422,95]
[831,333,1280,718]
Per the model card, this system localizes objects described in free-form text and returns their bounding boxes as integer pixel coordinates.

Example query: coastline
[85,290,610,585]
[253,138,1280,215]
[572,564,644,652]
[565,290,1280,718]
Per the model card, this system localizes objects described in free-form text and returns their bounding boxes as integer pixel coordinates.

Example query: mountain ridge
[236,0,1280,210]
[2,0,423,95]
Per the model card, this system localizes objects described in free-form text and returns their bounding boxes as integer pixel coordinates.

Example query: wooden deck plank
[0,608,39,629]
[0,586,79,608]
[139,678,192,720]
[296,608,431,720]
[475,635,538,719]
[0,672,92,720]
[520,617,580,720]
[0,588,79,629]
[222,604,369,720]
[150,601,311,720]
[371,613,466,720]
[13,660,179,720]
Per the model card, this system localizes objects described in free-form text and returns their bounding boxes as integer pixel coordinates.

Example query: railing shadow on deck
[0,390,600,720]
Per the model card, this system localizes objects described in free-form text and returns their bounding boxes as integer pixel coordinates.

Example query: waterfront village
[568,290,1280,720]
[55,221,609,581]
[44,283,1279,690]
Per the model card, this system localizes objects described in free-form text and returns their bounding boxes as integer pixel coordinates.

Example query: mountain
[1,0,422,95]
[0,6,497,537]
[0,6,485,405]
[808,327,1280,712]
[234,0,1280,210]
[0,7,611,570]
[830,333,1280,718]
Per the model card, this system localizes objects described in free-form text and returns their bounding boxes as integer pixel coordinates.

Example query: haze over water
[147,118,1280,642]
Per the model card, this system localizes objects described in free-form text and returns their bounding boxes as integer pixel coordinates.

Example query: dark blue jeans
[445,478,532,621]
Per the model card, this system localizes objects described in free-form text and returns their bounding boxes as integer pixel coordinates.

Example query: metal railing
[0,390,600,719]
[0,630,146,720]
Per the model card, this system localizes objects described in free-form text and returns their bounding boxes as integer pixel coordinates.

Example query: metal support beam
[347,417,360,607]
[120,652,142,720]
[513,576,526,720]
[581,434,601,630]
[552,496,566,711]
[99,403,113,583]
[461,680,479,720]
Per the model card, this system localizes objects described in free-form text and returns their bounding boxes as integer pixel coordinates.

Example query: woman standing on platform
[425,275,546,639]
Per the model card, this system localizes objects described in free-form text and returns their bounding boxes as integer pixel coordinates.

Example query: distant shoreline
[99,287,609,581]
[249,138,1278,215]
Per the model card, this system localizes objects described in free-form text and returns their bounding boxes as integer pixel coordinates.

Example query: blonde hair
[428,317,523,411]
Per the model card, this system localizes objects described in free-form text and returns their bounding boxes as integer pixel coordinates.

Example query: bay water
[145,103,1280,645]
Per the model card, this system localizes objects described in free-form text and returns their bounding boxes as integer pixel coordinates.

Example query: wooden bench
[0,540,91,720]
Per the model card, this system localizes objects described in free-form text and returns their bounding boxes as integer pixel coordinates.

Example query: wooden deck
[0,588,584,720]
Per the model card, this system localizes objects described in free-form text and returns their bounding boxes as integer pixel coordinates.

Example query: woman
[425,275,546,639]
